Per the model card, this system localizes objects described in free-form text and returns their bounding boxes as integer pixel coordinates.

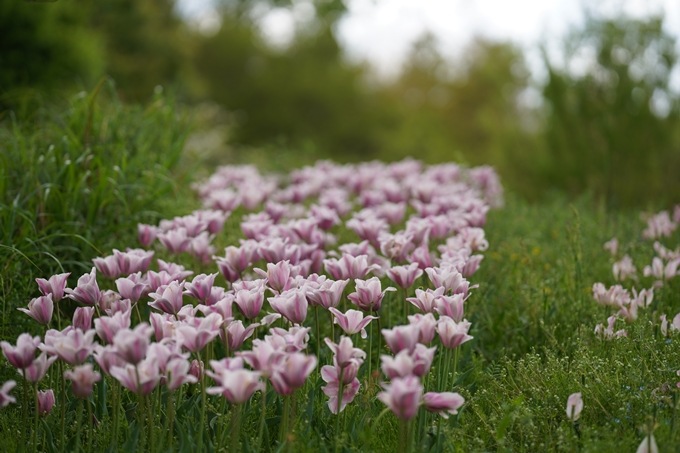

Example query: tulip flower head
[328,308,378,339]
[423,392,465,418]
[35,273,70,302]
[566,392,583,421]
[0,381,17,408]
[377,376,423,421]
[1,333,41,369]
[64,363,101,399]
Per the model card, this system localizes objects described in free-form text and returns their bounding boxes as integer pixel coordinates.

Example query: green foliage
[0,82,192,336]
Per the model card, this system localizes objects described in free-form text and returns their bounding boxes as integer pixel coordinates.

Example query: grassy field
[1,92,678,453]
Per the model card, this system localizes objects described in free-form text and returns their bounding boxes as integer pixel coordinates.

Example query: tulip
[207,369,264,404]
[238,340,284,378]
[115,273,150,303]
[35,273,70,302]
[321,365,361,414]
[324,337,366,368]
[114,249,154,275]
[157,259,194,281]
[158,228,191,254]
[422,392,465,418]
[434,294,465,322]
[222,320,260,351]
[149,281,185,315]
[1,333,41,369]
[387,263,424,289]
[166,358,198,390]
[636,434,659,453]
[137,223,159,248]
[305,278,349,309]
[382,324,420,354]
[437,317,473,349]
[269,289,308,324]
[408,313,437,344]
[40,328,96,365]
[175,313,222,352]
[72,307,95,331]
[37,389,55,416]
[65,267,101,306]
[94,311,131,344]
[113,323,153,365]
[348,277,396,312]
[377,376,423,421]
[21,353,57,383]
[407,287,445,314]
[603,238,618,256]
[190,359,204,380]
[110,357,161,395]
[328,308,378,339]
[64,364,101,398]
[184,273,218,303]
[92,255,121,279]
[255,261,296,294]
[93,345,126,376]
[424,267,465,293]
[265,326,311,352]
[566,392,583,421]
[234,288,265,319]
[17,294,54,326]
[270,352,317,395]
[0,381,17,408]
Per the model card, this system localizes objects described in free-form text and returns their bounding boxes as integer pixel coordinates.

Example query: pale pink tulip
[37,389,55,416]
[93,345,126,376]
[18,294,53,325]
[21,353,57,383]
[92,255,121,279]
[348,277,396,312]
[175,314,222,352]
[328,308,378,339]
[94,311,131,344]
[184,273,218,303]
[137,223,159,248]
[238,340,284,378]
[377,376,423,421]
[207,369,264,404]
[424,267,465,293]
[113,323,153,364]
[64,363,101,398]
[72,307,95,331]
[270,352,317,395]
[40,328,96,365]
[234,288,265,319]
[110,357,161,395]
[324,337,366,368]
[321,365,361,414]
[422,392,465,418]
[1,334,40,369]
[65,267,101,306]
[115,273,150,303]
[636,435,659,453]
[408,313,437,344]
[149,281,185,315]
[566,392,583,421]
[222,320,260,351]
[382,324,420,354]
[0,381,17,407]
[387,263,424,289]
[265,327,311,352]
[269,289,308,324]
[407,287,444,314]
[437,317,473,349]
[305,278,349,309]
[35,273,70,302]
[166,358,198,390]
[434,294,466,322]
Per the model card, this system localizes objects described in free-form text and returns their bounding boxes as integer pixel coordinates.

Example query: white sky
[177,0,680,81]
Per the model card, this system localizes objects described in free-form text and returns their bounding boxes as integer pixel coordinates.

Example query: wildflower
[565,392,583,421]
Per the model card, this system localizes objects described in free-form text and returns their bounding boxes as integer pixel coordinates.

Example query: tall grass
[0,81,192,335]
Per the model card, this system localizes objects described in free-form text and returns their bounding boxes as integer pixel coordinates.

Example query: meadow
[1,92,679,453]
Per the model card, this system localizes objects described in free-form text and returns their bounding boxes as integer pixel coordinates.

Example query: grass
[0,88,679,452]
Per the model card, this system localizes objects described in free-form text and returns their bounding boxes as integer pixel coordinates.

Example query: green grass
[1,90,679,452]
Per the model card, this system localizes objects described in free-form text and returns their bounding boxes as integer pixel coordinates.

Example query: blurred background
[2,0,680,207]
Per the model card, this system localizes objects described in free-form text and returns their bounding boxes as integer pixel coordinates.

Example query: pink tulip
[65,267,101,306]
[269,289,308,324]
[175,314,222,352]
[234,288,265,319]
[157,259,194,281]
[328,308,378,339]
[346,217,389,247]
[158,228,191,254]
[94,311,131,344]
[382,324,420,354]
[324,337,366,369]
[115,273,150,303]
[37,389,55,416]
[149,281,185,315]
[566,392,583,421]
[238,340,284,378]
[270,352,317,395]
[64,363,101,398]
[265,326,311,352]
[321,365,361,414]
[113,323,153,364]
[222,320,260,351]
[377,375,423,421]
[190,359,204,380]
[1,333,40,369]
[188,232,216,264]
[305,278,349,309]
[115,249,154,275]
[21,353,57,382]
[348,277,396,312]
[636,435,659,453]
[18,294,53,325]
[255,261,295,293]
[379,231,414,262]
[99,291,130,316]
[0,381,17,408]
[72,307,95,331]
[166,358,198,390]
[35,273,70,302]
[137,223,159,248]
[40,328,96,365]
[603,238,618,257]
[184,273,218,303]
[207,369,264,404]
[93,255,121,279]
[437,317,473,349]
[93,345,126,376]
[422,392,465,418]
[110,357,161,395]
[434,293,466,322]
[408,314,437,344]
[408,244,433,270]
[424,267,465,293]
[387,263,424,289]
[407,288,445,314]
[146,270,176,292]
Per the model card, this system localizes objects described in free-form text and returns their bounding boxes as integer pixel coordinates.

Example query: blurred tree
[541,16,680,206]
[0,0,103,97]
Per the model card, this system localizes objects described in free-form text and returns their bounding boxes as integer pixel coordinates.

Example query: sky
[177,0,680,81]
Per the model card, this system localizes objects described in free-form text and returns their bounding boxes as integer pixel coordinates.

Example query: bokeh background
[2,0,680,207]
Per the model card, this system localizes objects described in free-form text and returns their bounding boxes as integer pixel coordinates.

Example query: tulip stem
[403,287,408,320]
[256,383,267,452]
[21,375,28,447]
[197,350,207,452]
[315,306,321,367]
[75,399,83,453]
[112,380,119,447]
[436,348,445,392]
[145,394,154,453]
[368,310,373,383]
[59,363,66,450]
[406,419,415,453]
[280,395,290,447]
[335,368,344,453]
[398,420,406,453]
[32,383,38,453]
[87,397,94,453]
[452,347,459,388]
[231,403,241,453]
